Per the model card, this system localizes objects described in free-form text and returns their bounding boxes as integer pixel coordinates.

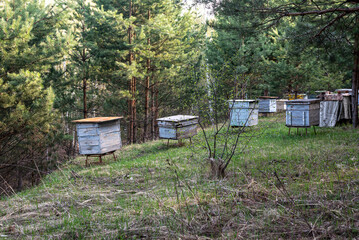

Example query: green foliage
[0,0,72,192]
[204,0,355,98]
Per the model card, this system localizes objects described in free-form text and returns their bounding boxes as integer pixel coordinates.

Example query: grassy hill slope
[1,115,358,239]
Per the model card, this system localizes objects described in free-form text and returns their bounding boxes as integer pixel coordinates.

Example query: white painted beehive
[73,117,123,155]
[228,100,258,127]
[276,99,288,112]
[157,115,198,140]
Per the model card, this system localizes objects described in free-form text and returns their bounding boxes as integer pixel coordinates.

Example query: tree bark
[133,75,137,143]
[83,75,87,119]
[151,84,155,140]
[352,27,359,128]
[144,9,151,142]
[82,42,87,118]
[154,87,159,139]
[127,0,134,144]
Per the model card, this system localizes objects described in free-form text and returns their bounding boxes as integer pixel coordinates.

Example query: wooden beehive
[276,99,288,112]
[335,89,359,104]
[73,117,123,155]
[286,99,320,127]
[157,115,198,140]
[228,100,258,127]
[258,96,278,113]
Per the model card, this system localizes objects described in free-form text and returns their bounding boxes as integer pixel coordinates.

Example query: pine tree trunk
[133,76,137,143]
[144,9,151,142]
[127,0,133,144]
[154,87,159,139]
[83,76,87,119]
[82,46,87,118]
[151,84,155,140]
[352,30,359,128]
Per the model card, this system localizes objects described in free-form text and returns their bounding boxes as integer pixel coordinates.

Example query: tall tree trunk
[83,76,87,119]
[154,87,159,139]
[352,30,359,128]
[144,9,151,142]
[82,45,87,118]
[151,84,155,140]
[127,0,134,144]
[264,89,268,96]
[133,75,137,143]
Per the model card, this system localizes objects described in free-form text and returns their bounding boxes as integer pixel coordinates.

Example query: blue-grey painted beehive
[157,115,199,140]
[73,117,123,155]
[228,100,258,127]
[286,99,320,127]
[258,96,278,113]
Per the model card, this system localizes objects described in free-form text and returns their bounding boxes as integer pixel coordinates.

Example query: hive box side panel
[158,119,198,128]
[176,119,198,127]
[248,109,259,126]
[176,125,198,139]
[269,99,277,112]
[230,108,248,126]
[76,123,98,129]
[159,127,177,139]
[259,99,276,113]
[276,101,287,112]
[158,121,175,128]
[229,101,249,109]
[97,121,121,134]
[78,136,101,155]
[77,124,100,154]
[99,121,122,154]
[77,127,98,136]
[258,100,267,112]
[309,109,320,126]
[286,104,310,111]
[230,109,258,126]
[286,110,310,127]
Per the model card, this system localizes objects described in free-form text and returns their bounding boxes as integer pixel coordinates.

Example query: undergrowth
[1,114,358,239]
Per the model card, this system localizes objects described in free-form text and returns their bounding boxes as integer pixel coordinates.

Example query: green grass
[1,114,358,239]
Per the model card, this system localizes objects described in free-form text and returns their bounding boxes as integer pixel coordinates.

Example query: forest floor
[1,113,359,239]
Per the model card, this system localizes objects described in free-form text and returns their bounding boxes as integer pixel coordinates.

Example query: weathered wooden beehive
[157,115,198,140]
[228,100,258,127]
[276,99,288,112]
[258,96,278,113]
[286,99,320,127]
[73,117,123,155]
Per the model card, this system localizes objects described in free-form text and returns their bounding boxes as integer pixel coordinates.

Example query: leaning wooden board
[73,117,123,155]
[157,115,199,140]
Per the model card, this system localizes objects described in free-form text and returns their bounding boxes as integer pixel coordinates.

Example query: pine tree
[0,0,72,191]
